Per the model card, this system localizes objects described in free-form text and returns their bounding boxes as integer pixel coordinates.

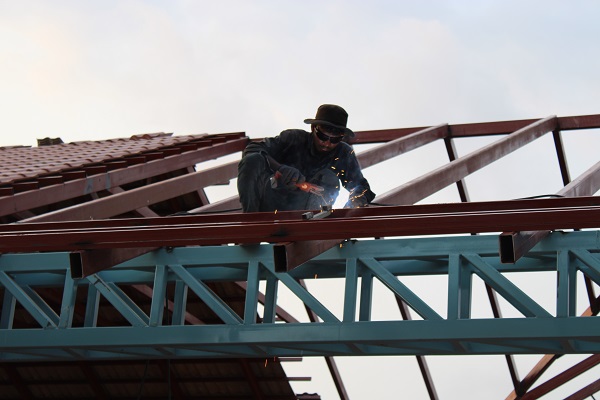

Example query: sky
[2,1,600,398]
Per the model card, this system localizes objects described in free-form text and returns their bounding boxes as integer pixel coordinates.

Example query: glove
[277,165,305,189]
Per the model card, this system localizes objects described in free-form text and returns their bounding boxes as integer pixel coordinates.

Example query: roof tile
[0,132,217,185]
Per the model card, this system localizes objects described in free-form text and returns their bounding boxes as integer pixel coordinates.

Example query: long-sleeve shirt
[243,129,375,207]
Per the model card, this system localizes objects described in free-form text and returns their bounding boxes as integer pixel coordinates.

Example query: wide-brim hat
[304,104,354,137]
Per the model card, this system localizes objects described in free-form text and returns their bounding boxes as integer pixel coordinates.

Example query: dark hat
[304,104,354,137]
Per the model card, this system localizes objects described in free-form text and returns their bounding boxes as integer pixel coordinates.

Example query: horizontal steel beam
[1,197,600,252]
[0,318,599,361]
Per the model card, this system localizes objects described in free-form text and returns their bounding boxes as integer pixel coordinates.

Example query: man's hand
[277,165,305,189]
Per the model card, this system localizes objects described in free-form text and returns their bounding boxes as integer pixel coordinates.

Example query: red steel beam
[2,198,600,253]
[519,354,600,400]
[356,124,448,168]
[500,160,600,263]
[505,294,600,400]
[3,196,599,234]
[351,114,600,143]
[375,116,558,205]
[564,377,600,400]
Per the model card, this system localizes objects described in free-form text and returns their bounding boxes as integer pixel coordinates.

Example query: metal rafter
[376,116,558,204]
[500,160,600,263]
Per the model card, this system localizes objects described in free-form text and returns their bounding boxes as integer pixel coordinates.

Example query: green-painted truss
[1,231,599,361]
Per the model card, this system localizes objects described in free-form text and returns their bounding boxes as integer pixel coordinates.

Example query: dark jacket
[243,129,375,208]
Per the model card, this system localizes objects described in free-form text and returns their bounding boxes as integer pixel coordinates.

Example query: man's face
[312,125,345,153]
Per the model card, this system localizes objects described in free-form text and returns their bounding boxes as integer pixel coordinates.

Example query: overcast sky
[2,1,600,398]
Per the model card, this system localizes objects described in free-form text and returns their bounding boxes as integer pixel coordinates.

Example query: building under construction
[0,114,599,399]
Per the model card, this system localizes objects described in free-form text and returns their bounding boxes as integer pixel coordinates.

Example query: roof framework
[0,114,599,399]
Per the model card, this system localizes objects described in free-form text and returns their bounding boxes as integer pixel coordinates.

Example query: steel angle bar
[58,273,78,329]
[356,124,448,169]
[447,253,473,320]
[85,274,149,327]
[261,274,279,323]
[444,136,470,203]
[243,261,261,324]
[359,271,374,321]
[343,258,359,323]
[564,377,600,400]
[520,354,600,400]
[171,280,188,326]
[375,116,558,205]
[169,264,243,325]
[463,254,552,318]
[20,286,60,327]
[557,250,577,318]
[500,160,600,263]
[0,290,16,329]
[272,272,339,323]
[0,272,58,329]
[359,257,442,320]
[84,285,100,328]
[571,249,600,285]
[149,265,168,327]
[553,129,571,186]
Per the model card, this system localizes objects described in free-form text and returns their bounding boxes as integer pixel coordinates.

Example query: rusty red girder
[376,116,558,205]
[1,196,600,255]
[500,160,600,263]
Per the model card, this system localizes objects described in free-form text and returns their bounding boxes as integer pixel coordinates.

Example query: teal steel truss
[0,231,599,362]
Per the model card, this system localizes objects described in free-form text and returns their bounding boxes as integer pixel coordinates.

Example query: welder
[237,104,375,212]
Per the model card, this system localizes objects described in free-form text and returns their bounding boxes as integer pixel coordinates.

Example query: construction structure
[0,114,599,399]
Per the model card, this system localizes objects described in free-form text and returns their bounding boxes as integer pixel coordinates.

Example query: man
[237,104,375,212]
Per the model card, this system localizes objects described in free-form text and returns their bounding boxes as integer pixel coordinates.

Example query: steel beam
[355,124,448,168]
[500,161,600,263]
[519,354,600,400]
[375,116,558,205]
[2,199,600,253]
[1,318,599,360]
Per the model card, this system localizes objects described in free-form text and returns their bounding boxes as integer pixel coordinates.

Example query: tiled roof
[0,132,209,185]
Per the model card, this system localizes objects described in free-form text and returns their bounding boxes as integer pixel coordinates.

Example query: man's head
[304,104,354,153]
[304,104,354,137]
[311,124,344,153]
